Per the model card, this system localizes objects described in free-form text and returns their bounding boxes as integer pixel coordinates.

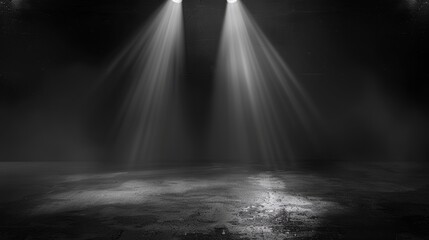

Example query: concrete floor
[0,162,428,240]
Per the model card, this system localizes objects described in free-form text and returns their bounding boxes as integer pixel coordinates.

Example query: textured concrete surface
[0,162,428,239]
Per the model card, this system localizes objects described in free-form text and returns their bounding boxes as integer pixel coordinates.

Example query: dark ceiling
[1,0,428,102]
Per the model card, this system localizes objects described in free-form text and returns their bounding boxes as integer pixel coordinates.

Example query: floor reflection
[0,164,428,239]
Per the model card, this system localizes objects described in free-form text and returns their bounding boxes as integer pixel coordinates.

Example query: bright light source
[172,0,182,3]
[227,0,237,3]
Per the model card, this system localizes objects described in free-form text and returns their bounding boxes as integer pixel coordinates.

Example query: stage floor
[0,162,428,240]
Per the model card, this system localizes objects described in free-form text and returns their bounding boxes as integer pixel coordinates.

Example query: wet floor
[0,162,428,239]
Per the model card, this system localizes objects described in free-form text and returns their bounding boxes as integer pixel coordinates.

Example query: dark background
[0,0,428,165]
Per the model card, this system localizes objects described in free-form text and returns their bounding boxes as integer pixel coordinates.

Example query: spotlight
[106,0,185,165]
[213,0,314,165]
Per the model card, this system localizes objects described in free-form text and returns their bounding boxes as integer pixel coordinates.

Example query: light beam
[212,1,316,167]
[104,0,185,166]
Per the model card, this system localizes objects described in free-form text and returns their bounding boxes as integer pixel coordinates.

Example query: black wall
[0,0,428,164]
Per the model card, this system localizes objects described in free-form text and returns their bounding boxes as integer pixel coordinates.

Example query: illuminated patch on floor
[32,170,342,239]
